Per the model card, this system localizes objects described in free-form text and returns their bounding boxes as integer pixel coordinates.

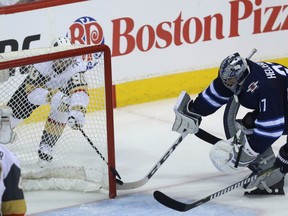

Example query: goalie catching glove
[172,91,202,134]
[209,130,258,173]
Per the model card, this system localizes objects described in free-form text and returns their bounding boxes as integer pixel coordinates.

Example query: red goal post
[0,44,117,198]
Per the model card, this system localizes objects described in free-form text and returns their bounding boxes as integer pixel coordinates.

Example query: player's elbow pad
[27,88,49,105]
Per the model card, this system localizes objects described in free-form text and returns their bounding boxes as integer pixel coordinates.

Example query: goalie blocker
[172,91,201,134]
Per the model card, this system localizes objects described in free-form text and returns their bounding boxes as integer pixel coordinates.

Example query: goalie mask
[219,53,250,95]
[52,37,73,74]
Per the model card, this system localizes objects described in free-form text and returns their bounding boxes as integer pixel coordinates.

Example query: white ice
[25,96,287,216]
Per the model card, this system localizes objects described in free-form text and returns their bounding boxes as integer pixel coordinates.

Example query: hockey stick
[194,128,221,145]
[153,166,277,212]
[247,48,257,59]
[116,128,221,190]
[117,130,189,190]
[79,128,122,181]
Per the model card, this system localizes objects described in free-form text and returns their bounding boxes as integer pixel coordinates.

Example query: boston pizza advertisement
[0,0,287,84]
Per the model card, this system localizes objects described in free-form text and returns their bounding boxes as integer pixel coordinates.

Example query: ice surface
[26,97,287,216]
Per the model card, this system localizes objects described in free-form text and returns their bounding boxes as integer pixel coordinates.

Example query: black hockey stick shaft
[153,166,277,212]
[79,128,122,181]
[195,128,221,144]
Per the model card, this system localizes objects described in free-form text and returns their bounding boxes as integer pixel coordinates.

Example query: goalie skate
[244,177,285,195]
[244,167,285,195]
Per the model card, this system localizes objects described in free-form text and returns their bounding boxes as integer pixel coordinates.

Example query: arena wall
[0,0,287,107]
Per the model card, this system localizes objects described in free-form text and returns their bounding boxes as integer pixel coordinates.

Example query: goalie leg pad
[243,146,286,195]
[248,146,276,172]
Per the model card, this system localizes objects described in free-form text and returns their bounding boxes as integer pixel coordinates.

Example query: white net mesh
[0,45,115,195]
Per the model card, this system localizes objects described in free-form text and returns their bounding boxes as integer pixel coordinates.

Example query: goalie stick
[153,165,278,212]
[116,128,221,190]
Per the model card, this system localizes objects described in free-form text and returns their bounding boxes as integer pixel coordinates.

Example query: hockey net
[0,44,117,198]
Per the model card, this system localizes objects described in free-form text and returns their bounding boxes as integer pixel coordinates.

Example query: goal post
[0,44,117,198]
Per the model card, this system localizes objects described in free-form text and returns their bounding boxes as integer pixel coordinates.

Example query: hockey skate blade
[244,188,285,195]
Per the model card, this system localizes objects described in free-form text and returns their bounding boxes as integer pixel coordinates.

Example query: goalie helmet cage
[0,44,117,198]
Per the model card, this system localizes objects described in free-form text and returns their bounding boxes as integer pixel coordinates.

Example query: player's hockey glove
[67,110,86,130]
[275,144,288,174]
[209,130,258,173]
[172,91,202,134]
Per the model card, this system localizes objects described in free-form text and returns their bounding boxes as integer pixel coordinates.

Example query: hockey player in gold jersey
[7,37,89,168]
[0,144,26,216]
[0,68,26,215]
